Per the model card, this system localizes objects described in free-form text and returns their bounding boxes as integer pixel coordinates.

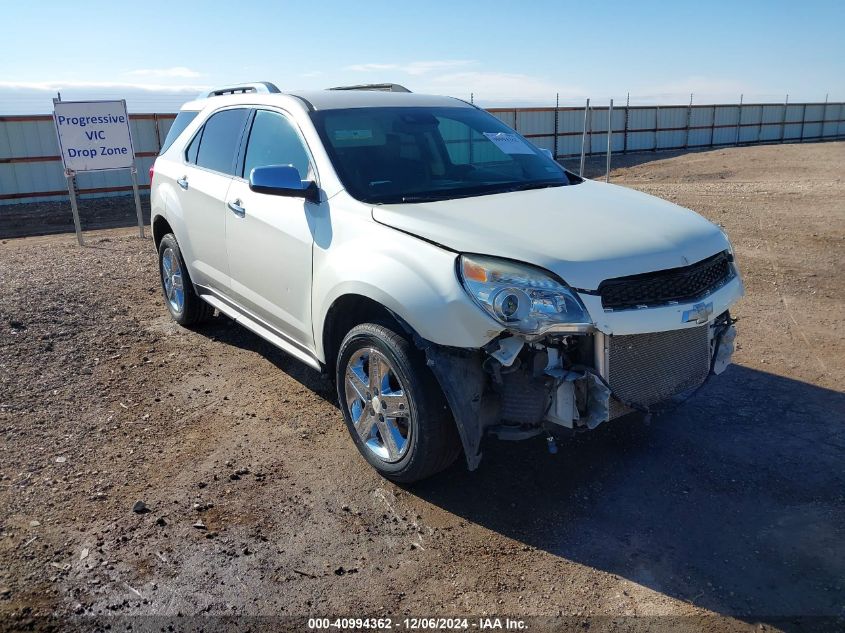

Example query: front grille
[608,325,710,417]
[599,252,733,310]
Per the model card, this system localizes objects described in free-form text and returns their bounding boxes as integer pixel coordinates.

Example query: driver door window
[242,110,313,180]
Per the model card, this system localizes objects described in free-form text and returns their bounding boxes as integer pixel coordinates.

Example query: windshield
[310,106,574,204]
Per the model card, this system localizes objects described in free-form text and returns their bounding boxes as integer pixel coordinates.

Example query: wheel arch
[152,214,173,250]
[322,290,490,473]
[321,292,412,375]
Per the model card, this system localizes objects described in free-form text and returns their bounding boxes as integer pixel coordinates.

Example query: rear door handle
[177,176,189,190]
[227,199,246,217]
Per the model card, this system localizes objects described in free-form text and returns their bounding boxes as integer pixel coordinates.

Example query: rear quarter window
[185,129,201,164]
[159,111,198,154]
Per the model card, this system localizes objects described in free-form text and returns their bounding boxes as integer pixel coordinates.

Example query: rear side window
[185,130,201,164]
[194,108,249,175]
[242,110,312,179]
[160,111,198,154]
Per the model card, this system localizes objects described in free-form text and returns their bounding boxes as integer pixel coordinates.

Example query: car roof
[290,89,471,111]
[180,89,472,113]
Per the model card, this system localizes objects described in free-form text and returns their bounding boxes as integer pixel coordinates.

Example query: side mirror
[539,148,555,160]
[249,165,320,203]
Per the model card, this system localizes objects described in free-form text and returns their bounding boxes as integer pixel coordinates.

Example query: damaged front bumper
[420,313,737,471]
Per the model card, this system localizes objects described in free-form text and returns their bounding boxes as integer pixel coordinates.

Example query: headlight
[458,254,592,334]
[719,228,740,277]
[718,227,735,256]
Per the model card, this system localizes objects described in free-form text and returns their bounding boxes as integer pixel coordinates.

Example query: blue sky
[2,0,843,112]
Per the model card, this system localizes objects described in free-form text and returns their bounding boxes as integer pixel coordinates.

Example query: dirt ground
[0,196,151,240]
[1,142,843,632]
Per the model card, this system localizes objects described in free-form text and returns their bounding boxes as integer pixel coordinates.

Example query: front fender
[312,225,503,363]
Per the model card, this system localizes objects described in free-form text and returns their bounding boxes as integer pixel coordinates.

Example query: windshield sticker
[482,132,535,155]
[334,129,373,141]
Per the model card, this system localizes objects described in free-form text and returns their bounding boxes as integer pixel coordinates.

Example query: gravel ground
[1,142,843,632]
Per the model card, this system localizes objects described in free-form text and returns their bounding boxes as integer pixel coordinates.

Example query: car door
[178,107,250,290]
[224,108,319,351]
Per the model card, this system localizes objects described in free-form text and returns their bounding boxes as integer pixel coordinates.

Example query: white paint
[373,179,730,291]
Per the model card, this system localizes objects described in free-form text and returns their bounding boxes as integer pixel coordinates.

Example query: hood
[372,179,729,290]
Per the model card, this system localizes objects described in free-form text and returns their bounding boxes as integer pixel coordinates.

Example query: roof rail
[203,82,281,98]
[328,83,411,93]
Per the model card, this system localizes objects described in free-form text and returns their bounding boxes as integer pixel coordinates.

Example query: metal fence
[2,99,844,206]
[487,99,845,160]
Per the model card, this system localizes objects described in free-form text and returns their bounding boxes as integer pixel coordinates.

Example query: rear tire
[158,233,213,327]
[336,322,460,483]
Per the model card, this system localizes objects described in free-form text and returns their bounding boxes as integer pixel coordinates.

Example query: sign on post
[52,99,145,245]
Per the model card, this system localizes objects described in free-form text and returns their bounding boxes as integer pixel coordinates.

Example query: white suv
[150,82,743,482]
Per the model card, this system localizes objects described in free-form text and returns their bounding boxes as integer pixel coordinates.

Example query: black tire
[336,322,461,483]
[158,233,213,327]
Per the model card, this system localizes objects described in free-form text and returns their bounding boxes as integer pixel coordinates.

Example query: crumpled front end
[422,313,737,470]
[411,238,745,470]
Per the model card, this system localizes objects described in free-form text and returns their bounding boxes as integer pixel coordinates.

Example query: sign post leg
[66,173,84,246]
[130,166,145,238]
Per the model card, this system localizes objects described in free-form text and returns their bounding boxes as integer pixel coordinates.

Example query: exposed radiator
[607,324,711,417]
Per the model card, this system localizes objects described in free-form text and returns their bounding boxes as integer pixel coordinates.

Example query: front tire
[336,323,460,483]
[158,233,213,326]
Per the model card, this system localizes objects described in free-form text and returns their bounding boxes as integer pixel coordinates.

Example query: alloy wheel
[344,347,411,462]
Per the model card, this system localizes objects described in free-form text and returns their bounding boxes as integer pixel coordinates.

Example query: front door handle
[177,176,189,190]
[227,199,246,217]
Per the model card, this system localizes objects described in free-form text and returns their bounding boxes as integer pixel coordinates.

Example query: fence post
[606,99,613,183]
[579,98,589,176]
[799,103,807,142]
[654,105,660,151]
[710,104,717,147]
[684,93,693,149]
[153,113,162,150]
[780,94,788,143]
[553,93,559,159]
[820,94,828,139]
[623,92,630,154]
[840,103,845,139]
[735,94,743,146]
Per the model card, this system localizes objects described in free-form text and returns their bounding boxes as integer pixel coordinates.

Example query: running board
[199,294,322,371]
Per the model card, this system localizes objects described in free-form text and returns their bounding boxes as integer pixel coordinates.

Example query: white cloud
[420,71,581,103]
[0,80,208,93]
[342,61,575,102]
[630,76,757,104]
[125,66,203,79]
[346,60,475,76]
[346,63,398,73]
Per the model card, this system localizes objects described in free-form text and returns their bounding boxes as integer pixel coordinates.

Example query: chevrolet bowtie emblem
[683,301,714,324]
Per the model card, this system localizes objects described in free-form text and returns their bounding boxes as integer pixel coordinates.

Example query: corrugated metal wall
[487,101,844,162]
[2,101,844,206]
